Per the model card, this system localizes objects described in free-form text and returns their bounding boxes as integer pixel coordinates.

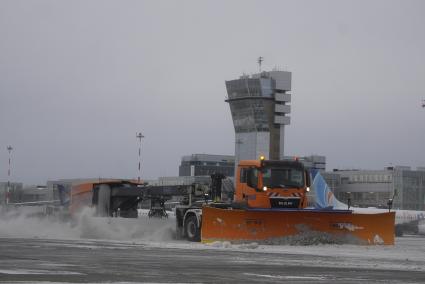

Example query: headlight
[306,187,310,192]
[263,186,268,191]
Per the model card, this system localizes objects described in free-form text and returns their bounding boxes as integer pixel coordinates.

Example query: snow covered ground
[1,236,424,283]
[1,206,425,283]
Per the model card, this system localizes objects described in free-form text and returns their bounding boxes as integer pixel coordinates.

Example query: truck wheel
[184,215,200,242]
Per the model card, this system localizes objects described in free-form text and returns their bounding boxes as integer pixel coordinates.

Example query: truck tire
[184,215,200,242]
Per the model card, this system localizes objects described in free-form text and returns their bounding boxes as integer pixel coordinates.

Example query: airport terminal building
[178,154,235,177]
[325,166,425,210]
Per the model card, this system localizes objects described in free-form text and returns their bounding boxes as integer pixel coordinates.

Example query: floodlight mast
[258,56,264,73]
[6,146,13,205]
[136,133,144,183]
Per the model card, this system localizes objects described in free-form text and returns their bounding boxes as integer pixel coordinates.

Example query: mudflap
[201,206,395,245]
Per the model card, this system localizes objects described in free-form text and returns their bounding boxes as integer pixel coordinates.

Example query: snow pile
[259,224,367,245]
[203,224,366,246]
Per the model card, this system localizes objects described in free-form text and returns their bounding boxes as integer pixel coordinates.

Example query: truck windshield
[262,167,304,188]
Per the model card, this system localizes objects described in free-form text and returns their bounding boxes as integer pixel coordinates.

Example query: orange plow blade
[201,206,395,245]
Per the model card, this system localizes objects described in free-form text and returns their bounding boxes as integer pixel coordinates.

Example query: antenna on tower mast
[258,56,263,73]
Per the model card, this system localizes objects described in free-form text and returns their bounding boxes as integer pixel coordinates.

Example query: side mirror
[387,198,393,212]
[305,170,311,187]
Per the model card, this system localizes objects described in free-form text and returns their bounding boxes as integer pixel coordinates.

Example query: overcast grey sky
[1,0,424,185]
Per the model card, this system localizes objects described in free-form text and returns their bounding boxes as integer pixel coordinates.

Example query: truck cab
[234,158,310,209]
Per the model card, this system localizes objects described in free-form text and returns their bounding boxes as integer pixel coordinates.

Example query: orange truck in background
[69,180,141,218]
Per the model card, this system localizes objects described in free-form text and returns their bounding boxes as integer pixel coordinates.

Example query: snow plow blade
[201,206,395,245]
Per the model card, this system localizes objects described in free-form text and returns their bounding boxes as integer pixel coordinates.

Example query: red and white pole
[6,145,13,205]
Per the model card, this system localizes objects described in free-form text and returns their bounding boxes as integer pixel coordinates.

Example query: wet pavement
[1,237,425,283]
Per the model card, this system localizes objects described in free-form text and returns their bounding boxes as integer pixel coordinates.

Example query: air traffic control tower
[225,70,292,167]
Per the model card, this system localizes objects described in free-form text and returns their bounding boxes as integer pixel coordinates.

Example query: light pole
[257,56,264,73]
[136,133,144,183]
[6,146,13,205]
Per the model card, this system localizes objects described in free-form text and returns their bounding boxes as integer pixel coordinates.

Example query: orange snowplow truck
[178,158,395,245]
